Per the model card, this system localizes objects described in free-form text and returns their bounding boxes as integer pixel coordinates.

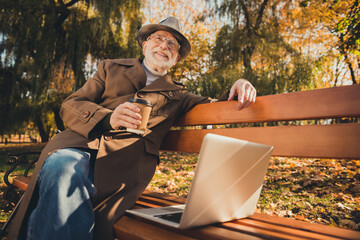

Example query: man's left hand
[228,79,256,110]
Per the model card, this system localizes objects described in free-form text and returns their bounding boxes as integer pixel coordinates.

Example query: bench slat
[176,85,360,126]
[161,123,360,159]
[116,215,267,240]
[221,221,337,240]
[118,192,360,240]
[225,220,341,240]
[114,216,197,240]
[249,213,360,240]
[12,176,31,191]
[141,193,360,239]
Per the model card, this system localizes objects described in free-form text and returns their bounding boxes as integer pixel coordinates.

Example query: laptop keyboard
[154,212,183,223]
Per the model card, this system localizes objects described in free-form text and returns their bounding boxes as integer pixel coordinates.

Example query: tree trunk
[52,106,65,131]
[242,46,255,79]
[34,115,49,142]
[344,54,357,84]
[239,0,269,81]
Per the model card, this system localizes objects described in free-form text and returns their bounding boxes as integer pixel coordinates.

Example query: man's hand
[228,79,256,110]
[110,102,142,130]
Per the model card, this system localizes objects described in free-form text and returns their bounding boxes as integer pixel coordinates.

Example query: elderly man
[8,17,256,240]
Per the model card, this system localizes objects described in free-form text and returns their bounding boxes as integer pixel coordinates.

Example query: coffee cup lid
[129,98,152,107]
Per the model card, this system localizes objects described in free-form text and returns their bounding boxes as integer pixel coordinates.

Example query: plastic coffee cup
[127,98,152,135]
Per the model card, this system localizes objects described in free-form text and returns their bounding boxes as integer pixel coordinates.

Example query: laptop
[126,133,273,229]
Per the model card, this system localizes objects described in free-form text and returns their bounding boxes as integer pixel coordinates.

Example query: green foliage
[183,0,317,97]
[186,66,241,98]
[299,0,359,85]
[0,0,142,141]
[334,0,360,55]
[206,0,316,96]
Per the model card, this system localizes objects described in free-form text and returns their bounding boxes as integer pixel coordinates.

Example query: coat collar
[113,58,185,92]
[113,58,141,66]
[114,58,146,91]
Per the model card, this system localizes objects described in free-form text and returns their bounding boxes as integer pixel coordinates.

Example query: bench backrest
[160,84,360,159]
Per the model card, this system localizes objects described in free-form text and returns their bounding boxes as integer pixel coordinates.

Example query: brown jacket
[8,58,212,239]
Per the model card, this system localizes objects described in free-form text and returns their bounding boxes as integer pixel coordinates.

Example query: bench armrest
[4,152,41,187]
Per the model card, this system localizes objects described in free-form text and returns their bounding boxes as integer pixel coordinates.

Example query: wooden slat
[221,221,327,240]
[142,191,187,204]
[141,193,360,240]
[115,215,264,240]
[226,220,341,240]
[161,123,360,159]
[176,85,360,126]
[12,176,31,191]
[133,200,163,209]
[137,195,185,207]
[118,192,360,240]
[114,216,196,240]
[249,213,360,240]
[180,224,264,240]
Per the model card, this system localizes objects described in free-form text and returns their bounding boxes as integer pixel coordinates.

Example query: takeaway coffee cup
[127,98,153,135]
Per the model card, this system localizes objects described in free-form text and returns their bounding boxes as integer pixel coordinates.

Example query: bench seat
[8,176,360,239]
[115,191,360,240]
[6,175,360,240]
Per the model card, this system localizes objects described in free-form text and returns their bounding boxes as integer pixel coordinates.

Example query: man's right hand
[110,102,142,130]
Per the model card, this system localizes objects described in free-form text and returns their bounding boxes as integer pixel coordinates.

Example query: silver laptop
[126,133,273,229]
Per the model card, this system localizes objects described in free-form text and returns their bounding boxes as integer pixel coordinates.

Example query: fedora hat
[137,17,191,61]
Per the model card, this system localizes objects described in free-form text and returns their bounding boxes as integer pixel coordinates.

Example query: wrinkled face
[142,30,180,72]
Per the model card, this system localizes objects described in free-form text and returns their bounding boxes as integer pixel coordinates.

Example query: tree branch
[58,0,65,7]
[255,0,269,30]
[54,0,79,29]
[65,0,80,8]
[58,0,79,8]
[239,0,252,31]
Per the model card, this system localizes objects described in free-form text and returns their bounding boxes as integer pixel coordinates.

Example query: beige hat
[137,17,191,61]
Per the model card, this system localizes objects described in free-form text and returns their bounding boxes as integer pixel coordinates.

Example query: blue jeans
[26,148,96,240]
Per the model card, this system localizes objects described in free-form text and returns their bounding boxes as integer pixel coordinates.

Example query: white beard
[144,46,178,71]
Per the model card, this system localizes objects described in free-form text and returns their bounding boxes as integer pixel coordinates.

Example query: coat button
[168,91,173,98]
[137,92,144,98]
[81,111,90,118]
[104,135,112,141]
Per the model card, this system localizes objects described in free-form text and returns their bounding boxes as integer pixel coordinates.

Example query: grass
[0,144,359,233]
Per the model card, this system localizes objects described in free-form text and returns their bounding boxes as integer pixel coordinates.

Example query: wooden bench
[2,84,360,239]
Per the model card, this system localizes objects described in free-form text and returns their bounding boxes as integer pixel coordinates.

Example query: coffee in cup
[127,98,152,135]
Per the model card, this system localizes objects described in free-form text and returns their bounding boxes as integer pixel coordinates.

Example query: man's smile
[154,51,169,60]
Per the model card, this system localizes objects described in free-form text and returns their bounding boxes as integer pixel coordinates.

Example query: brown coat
[8,58,212,239]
